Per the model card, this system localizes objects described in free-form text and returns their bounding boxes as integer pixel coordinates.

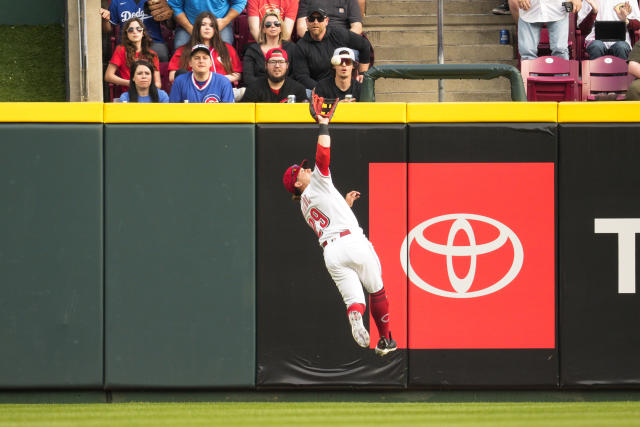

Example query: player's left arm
[315,116,331,175]
[345,190,360,208]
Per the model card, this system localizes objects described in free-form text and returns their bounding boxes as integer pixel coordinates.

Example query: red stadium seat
[234,11,255,59]
[521,56,580,101]
[581,55,635,101]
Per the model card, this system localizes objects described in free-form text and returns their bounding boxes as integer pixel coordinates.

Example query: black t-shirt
[297,0,362,29]
[241,77,309,103]
[314,76,360,101]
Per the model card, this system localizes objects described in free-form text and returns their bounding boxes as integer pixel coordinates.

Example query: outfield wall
[0,102,639,390]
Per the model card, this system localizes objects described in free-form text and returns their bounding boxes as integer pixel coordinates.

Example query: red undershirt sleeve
[316,143,330,176]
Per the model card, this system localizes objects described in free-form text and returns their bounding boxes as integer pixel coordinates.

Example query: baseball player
[281,94,397,356]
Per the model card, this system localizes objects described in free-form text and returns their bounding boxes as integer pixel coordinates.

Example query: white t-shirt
[577,0,639,47]
[520,0,568,23]
[299,165,363,246]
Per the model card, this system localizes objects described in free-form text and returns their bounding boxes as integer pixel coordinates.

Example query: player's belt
[321,230,351,248]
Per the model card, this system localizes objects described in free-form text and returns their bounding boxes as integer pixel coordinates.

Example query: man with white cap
[314,47,360,101]
[169,44,235,102]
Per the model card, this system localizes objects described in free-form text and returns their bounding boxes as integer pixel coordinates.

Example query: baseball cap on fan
[265,47,288,62]
[307,1,328,18]
[190,44,213,61]
[283,159,309,194]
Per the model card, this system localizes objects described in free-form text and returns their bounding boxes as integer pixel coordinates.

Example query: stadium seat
[521,56,580,101]
[159,62,171,94]
[234,11,255,60]
[581,55,635,101]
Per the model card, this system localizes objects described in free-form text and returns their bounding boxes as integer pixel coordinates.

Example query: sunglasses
[264,21,281,28]
[127,26,143,33]
[338,59,353,66]
[307,15,325,22]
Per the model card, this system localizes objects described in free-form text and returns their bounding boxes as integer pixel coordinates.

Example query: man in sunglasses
[241,47,308,102]
[314,47,360,101]
[295,0,363,37]
[293,2,371,91]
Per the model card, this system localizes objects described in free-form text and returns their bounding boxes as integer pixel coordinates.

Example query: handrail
[361,63,527,102]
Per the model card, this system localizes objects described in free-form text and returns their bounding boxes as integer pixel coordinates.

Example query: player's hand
[100,8,110,20]
[318,115,329,125]
[345,191,360,208]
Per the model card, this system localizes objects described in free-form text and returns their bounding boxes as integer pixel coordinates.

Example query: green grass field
[1,402,640,426]
[0,25,66,102]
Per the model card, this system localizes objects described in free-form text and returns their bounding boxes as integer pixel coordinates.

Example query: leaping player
[281,93,397,356]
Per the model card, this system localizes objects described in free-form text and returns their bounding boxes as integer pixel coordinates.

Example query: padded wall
[406,123,558,387]
[0,124,103,387]
[104,124,255,388]
[559,123,640,387]
[256,124,407,387]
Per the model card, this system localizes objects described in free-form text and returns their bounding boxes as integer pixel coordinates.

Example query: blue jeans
[518,16,569,60]
[587,40,631,60]
[174,24,234,49]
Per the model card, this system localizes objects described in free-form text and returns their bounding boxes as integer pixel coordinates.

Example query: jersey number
[308,208,329,237]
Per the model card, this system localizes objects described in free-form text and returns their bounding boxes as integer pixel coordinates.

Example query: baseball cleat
[348,311,370,348]
[375,332,398,356]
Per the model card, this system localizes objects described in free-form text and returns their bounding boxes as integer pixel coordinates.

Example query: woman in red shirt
[104,17,161,91]
[168,11,242,85]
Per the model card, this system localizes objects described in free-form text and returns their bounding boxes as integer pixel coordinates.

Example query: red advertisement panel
[370,163,555,349]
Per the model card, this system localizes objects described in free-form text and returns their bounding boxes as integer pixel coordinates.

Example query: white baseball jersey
[300,165,364,247]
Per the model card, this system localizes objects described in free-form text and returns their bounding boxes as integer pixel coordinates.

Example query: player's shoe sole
[348,311,370,348]
[375,334,398,356]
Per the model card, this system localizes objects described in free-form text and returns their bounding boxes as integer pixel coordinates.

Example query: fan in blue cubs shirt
[169,44,235,103]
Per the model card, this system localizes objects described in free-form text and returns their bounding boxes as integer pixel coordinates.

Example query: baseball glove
[309,89,340,122]
[147,0,174,21]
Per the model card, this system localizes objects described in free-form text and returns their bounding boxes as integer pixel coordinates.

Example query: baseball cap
[307,1,328,18]
[190,44,213,60]
[331,47,356,64]
[282,159,309,194]
[265,47,288,62]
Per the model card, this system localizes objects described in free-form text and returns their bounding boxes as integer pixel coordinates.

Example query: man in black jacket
[293,2,370,90]
[314,47,360,101]
[241,47,308,102]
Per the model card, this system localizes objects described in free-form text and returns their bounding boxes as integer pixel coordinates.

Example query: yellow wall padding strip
[407,102,558,123]
[558,101,640,122]
[255,102,406,123]
[0,102,104,123]
[103,103,255,123]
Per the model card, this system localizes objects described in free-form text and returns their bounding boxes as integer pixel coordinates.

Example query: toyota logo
[400,214,524,298]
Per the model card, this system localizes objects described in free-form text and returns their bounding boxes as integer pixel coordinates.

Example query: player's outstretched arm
[318,116,330,148]
[345,191,360,208]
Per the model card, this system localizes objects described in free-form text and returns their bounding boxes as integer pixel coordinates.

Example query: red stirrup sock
[370,289,391,339]
[347,303,365,317]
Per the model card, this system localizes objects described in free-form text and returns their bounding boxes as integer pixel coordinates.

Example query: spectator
[100,0,170,62]
[247,0,299,41]
[169,44,235,102]
[517,0,582,60]
[168,0,247,47]
[296,0,362,37]
[105,17,162,91]
[243,12,296,86]
[241,47,307,101]
[119,60,170,102]
[578,0,640,60]
[293,2,370,90]
[168,11,242,85]
[626,41,640,99]
[314,47,360,100]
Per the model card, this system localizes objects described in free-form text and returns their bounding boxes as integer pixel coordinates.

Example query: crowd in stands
[493,0,640,100]
[101,0,370,103]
